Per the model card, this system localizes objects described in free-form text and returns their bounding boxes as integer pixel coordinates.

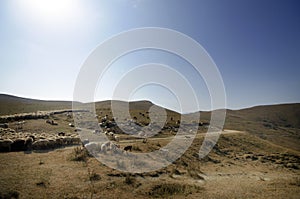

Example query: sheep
[32,139,50,150]
[108,131,114,137]
[57,132,65,136]
[0,123,8,128]
[160,148,168,153]
[70,137,81,145]
[100,141,111,153]
[93,129,100,134]
[55,137,64,147]
[46,120,57,125]
[66,112,72,118]
[16,121,25,131]
[82,139,89,146]
[101,116,107,123]
[0,139,13,152]
[47,139,57,149]
[46,119,52,124]
[113,135,119,142]
[24,137,34,150]
[85,142,101,154]
[62,136,72,145]
[74,128,82,132]
[69,123,74,127]
[110,143,121,153]
[142,138,147,143]
[11,138,26,151]
[124,145,132,152]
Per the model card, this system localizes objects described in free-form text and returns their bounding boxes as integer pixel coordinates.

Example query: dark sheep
[24,137,34,151]
[11,138,26,151]
[0,123,8,128]
[58,132,65,136]
[32,140,50,150]
[0,139,13,152]
[124,145,132,152]
[46,119,58,125]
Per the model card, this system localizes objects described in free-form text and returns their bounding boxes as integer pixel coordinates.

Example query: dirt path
[118,129,246,144]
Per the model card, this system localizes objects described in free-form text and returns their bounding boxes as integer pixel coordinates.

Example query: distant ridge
[1,93,299,117]
[0,94,72,115]
[0,93,299,151]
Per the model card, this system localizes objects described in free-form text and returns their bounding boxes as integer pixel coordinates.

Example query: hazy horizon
[0,0,299,112]
[1,92,299,113]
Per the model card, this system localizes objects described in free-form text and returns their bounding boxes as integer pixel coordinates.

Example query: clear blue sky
[0,0,299,111]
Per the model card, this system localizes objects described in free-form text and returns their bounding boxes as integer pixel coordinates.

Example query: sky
[0,0,299,112]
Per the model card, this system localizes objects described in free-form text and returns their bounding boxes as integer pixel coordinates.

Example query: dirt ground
[0,104,299,198]
[0,131,299,199]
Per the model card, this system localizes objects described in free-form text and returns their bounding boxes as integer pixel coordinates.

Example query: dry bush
[70,147,89,162]
[124,174,136,185]
[132,145,142,151]
[148,183,203,197]
[88,169,101,181]
[0,190,20,199]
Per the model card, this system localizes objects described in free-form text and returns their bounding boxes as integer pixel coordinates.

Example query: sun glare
[13,0,82,27]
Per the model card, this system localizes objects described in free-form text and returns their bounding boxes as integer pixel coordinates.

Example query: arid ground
[0,94,299,198]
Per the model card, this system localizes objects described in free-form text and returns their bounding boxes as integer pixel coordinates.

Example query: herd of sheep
[0,126,81,152]
[0,110,209,154]
[0,112,133,153]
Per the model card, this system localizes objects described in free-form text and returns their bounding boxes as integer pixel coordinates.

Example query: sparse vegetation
[148,183,203,197]
[39,159,44,165]
[124,174,136,185]
[88,169,101,181]
[132,145,142,151]
[70,147,89,162]
[0,190,20,199]
[0,96,299,198]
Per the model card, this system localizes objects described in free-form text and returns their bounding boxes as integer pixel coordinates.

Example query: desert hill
[0,94,299,198]
[0,94,72,115]
[0,94,299,151]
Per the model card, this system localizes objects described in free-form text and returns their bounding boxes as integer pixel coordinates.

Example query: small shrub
[124,174,136,185]
[39,159,44,165]
[36,181,47,187]
[132,145,142,151]
[148,183,203,197]
[70,147,89,162]
[0,190,20,199]
[88,169,101,181]
[149,183,185,196]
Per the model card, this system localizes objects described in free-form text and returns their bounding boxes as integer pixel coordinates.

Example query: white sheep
[85,142,101,153]
[113,135,119,142]
[70,136,81,145]
[32,139,50,150]
[82,139,89,146]
[100,141,111,153]
[108,131,114,137]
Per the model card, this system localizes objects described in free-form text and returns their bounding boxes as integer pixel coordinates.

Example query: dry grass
[70,146,89,162]
[147,183,203,197]
[0,96,299,198]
